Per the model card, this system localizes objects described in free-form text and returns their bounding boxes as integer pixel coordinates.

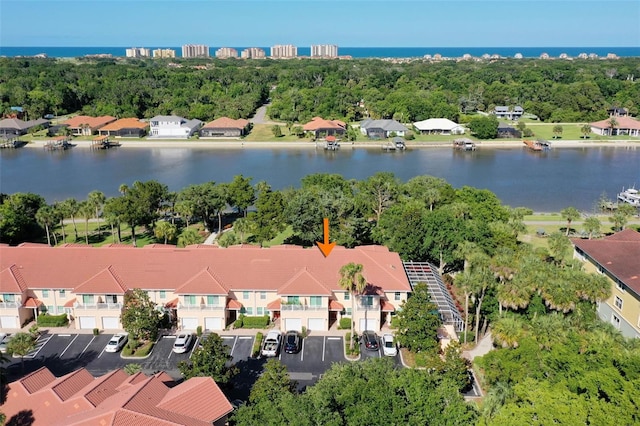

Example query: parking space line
[322,337,326,362]
[230,336,238,356]
[189,338,200,359]
[80,336,96,356]
[327,337,340,340]
[97,335,112,358]
[59,334,79,357]
[300,338,305,361]
[23,335,53,359]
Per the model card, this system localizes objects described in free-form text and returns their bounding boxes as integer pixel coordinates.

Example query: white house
[148,115,203,138]
[413,118,465,135]
[359,119,409,138]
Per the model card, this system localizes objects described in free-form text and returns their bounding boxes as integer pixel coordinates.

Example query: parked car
[173,333,193,354]
[0,334,12,354]
[361,330,379,351]
[381,334,397,357]
[261,330,282,357]
[284,330,302,354]
[105,333,128,353]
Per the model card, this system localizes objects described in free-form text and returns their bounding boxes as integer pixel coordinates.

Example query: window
[185,295,197,305]
[3,294,16,303]
[243,291,250,300]
[257,307,264,315]
[59,289,66,297]
[42,290,49,298]
[346,307,352,315]
[612,314,621,329]
[344,292,350,301]
[362,296,374,306]
[82,295,94,304]
[160,290,166,299]
[207,295,219,305]
[105,295,118,304]
[46,305,53,313]
[57,306,64,313]
[287,296,300,304]
[394,292,401,301]
[260,292,267,300]
[616,281,625,292]
[246,307,253,315]
[615,296,623,310]
[310,296,322,307]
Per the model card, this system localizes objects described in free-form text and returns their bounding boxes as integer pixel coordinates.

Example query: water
[1,146,639,212]
[1,46,639,59]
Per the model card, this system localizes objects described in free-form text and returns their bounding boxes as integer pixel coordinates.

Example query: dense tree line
[1,57,638,123]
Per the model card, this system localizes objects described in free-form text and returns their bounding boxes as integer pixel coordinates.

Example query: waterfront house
[200,117,250,137]
[572,229,640,339]
[149,115,203,138]
[493,106,524,121]
[590,116,640,137]
[98,117,149,137]
[302,117,346,138]
[497,123,521,138]
[62,115,117,136]
[413,118,465,135]
[1,367,233,426]
[359,119,409,138]
[0,118,50,136]
[608,106,629,117]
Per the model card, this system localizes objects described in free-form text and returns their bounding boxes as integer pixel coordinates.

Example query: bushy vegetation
[252,332,264,358]
[338,317,351,330]
[36,313,69,327]
[235,315,270,328]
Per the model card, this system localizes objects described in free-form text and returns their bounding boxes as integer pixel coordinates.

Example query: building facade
[270,44,297,58]
[215,47,238,58]
[152,48,176,58]
[148,115,203,138]
[125,47,151,58]
[311,44,338,58]
[241,47,266,59]
[182,44,210,58]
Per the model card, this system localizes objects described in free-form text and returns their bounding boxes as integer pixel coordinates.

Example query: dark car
[361,330,379,351]
[284,330,302,354]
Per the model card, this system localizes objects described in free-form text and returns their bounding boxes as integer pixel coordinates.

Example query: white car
[0,334,11,354]
[105,333,128,353]
[381,334,397,357]
[173,333,193,354]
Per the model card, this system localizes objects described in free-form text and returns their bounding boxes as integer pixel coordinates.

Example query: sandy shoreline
[23,139,640,150]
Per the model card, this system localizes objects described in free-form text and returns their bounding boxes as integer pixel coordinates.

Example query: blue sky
[2,0,639,47]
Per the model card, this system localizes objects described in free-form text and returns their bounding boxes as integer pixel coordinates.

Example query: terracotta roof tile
[266,299,281,310]
[164,298,179,308]
[51,369,95,402]
[158,377,233,423]
[302,117,346,131]
[226,299,243,310]
[591,116,640,130]
[63,115,117,129]
[175,268,228,295]
[23,296,44,308]
[20,367,56,394]
[328,299,344,310]
[99,118,149,131]
[64,298,77,308]
[74,265,128,294]
[278,268,332,295]
[381,300,395,312]
[202,117,249,129]
[83,369,130,407]
[0,264,28,293]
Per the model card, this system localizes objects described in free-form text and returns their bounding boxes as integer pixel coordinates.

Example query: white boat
[617,187,640,207]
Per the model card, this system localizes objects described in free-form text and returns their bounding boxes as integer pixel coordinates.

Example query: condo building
[241,47,266,59]
[125,47,151,58]
[215,47,238,59]
[270,44,297,58]
[152,48,176,58]
[182,44,210,58]
[311,44,338,58]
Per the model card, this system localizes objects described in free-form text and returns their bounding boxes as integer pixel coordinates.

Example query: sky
[1,0,639,47]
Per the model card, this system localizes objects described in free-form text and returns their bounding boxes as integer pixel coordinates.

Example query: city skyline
[1,0,639,48]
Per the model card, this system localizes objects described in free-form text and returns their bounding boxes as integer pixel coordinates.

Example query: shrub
[240,315,270,328]
[345,332,360,357]
[252,332,264,357]
[136,341,154,357]
[196,325,202,337]
[301,326,308,338]
[93,328,100,335]
[36,313,69,327]
[234,315,244,329]
[339,317,351,330]
[404,132,415,140]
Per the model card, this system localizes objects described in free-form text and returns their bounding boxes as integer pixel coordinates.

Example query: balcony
[356,305,379,311]
[281,304,326,311]
[0,302,20,309]
[178,303,224,311]
[74,302,122,310]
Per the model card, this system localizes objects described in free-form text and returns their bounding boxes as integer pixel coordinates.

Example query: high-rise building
[270,44,297,58]
[240,47,266,59]
[126,47,151,58]
[182,44,210,58]
[215,47,238,59]
[152,49,176,58]
[310,44,338,58]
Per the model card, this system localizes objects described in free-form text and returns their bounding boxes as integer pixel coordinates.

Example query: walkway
[462,331,493,361]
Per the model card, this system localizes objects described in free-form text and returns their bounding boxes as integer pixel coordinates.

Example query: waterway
[1,146,639,212]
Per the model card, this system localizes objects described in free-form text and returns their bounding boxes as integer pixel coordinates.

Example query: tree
[124,363,142,375]
[178,333,235,384]
[338,263,367,352]
[7,332,36,372]
[552,125,563,139]
[53,201,67,243]
[356,172,400,222]
[61,198,80,242]
[560,206,580,236]
[154,221,177,244]
[394,283,441,352]
[468,115,498,139]
[232,217,253,244]
[250,189,286,244]
[177,227,203,247]
[120,288,162,342]
[0,192,46,244]
[35,204,61,246]
[78,201,94,244]
[581,124,591,138]
[247,359,296,403]
[609,203,637,231]
[373,200,429,261]
[227,175,255,217]
[607,116,618,136]
[271,125,282,137]
[583,216,601,239]
[547,231,571,263]
[516,121,527,135]
[87,190,106,237]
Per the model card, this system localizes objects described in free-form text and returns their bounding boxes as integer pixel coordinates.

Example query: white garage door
[359,318,379,332]
[78,316,97,329]
[102,317,119,330]
[307,318,325,331]
[204,317,223,331]
[0,316,18,329]
[284,318,302,332]
[181,318,198,331]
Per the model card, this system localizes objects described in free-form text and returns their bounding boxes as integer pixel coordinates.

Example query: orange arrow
[316,218,336,257]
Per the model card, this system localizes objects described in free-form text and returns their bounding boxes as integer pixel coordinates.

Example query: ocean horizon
[1,46,639,59]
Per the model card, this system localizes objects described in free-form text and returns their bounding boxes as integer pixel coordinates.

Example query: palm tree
[119,184,129,196]
[88,191,106,237]
[583,216,601,239]
[560,206,580,236]
[492,316,526,348]
[61,198,80,242]
[154,221,177,244]
[36,205,61,246]
[232,218,253,244]
[53,201,67,243]
[7,332,36,373]
[178,227,203,247]
[338,263,367,352]
[78,201,93,244]
[607,117,618,136]
[580,124,591,139]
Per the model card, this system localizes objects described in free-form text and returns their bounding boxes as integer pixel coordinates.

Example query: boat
[382,137,406,151]
[617,187,640,207]
[523,139,551,151]
[453,138,476,151]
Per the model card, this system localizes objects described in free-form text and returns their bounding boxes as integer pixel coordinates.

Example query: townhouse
[0,244,413,333]
[572,229,640,338]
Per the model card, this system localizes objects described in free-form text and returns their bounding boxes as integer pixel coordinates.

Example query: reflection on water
[1,146,639,211]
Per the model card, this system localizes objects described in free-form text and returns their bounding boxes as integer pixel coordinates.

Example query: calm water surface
[1,146,639,211]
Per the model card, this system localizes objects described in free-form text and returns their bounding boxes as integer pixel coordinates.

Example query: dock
[0,136,25,149]
[453,138,476,151]
[92,135,121,149]
[324,135,340,151]
[523,139,551,151]
[382,137,407,151]
[44,136,74,151]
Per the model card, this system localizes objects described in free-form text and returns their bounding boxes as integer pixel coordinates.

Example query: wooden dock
[324,135,340,151]
[0,136,25,149]
[92,135,120,149]
[523,139,551,151]
[453,138,476,151]
[44,136,73,151]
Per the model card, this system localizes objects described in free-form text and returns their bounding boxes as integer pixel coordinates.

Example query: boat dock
[382,137,407,151]
[92,135,121,149]
[0,136,25,149]
[523,139,551,151]
[618,187,640,207]
[453,138,476,151]
[324,135,340,151]
[44,136,73,150]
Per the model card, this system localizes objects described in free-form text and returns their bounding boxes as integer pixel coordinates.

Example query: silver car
[173,333,193,354]
[105,333,128,353]
[382,334,397,357]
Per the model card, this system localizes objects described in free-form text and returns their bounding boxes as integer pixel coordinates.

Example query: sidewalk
[462,331,493,361]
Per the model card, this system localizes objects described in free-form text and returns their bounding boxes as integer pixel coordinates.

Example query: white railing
[281,304,325,311]
[74,302,122,310]
[356,305,379,311]
[0,302,20,309]
[178,303,224,311]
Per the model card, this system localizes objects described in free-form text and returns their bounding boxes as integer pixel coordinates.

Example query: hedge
[36,313,69,327]
[339,317,351,330]
[252,332,264,357]
[238,315,270,328]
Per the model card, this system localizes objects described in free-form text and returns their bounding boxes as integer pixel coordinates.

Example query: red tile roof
[0,264,27,293]
[23,297,43,308]
[63,115,117,129]
[572,229,640,294]
[278,267,332,295]
[64,298,77,308]
[328,299,344,310]
[202,117,249,129]
[226,299,243,310]
[302,117,346,131]
[176,268,228,295]
[381,300,396,312]
[99,118,149,131]
[74,266,128,294]
[165,298,179,308]
[158,377,233,423]
[20,367,56,394]
[590,116,640,130]
[266,299,281,310]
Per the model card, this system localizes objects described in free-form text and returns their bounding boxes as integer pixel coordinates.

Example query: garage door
[204,317,223,331]
[284,318,302,332]
[359,318,379,332]
[181,318,198,331]
[102,317,119,330]
[78,316,97,329]
[307,318,325,331]
[0,316,17,329]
